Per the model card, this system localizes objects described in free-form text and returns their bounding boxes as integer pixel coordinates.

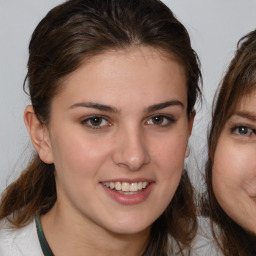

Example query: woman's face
[212,90,256,233]
[42,46,192,235]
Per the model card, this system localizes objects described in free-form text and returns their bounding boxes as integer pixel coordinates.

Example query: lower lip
[101,183,154,205]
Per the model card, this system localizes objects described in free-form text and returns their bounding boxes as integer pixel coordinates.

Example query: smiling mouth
[102,181,149,194]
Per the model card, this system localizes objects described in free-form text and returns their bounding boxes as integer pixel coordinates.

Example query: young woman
[0,0,202,255]
[201,30,256,255]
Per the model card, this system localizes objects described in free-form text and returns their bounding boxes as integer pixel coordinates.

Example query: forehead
[55,46,188,106]
[86,46,181,63]
[66,45,185,80]
[234,89,256,112]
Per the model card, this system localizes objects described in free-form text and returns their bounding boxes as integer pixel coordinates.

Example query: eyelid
[146,114,176,126]
[231,125,256,136]
[228,117,256,127]
[81,115,112,129]
[80,113,177,130]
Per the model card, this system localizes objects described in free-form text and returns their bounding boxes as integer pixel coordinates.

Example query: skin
[25,46,193,256]
[213,90,256,234]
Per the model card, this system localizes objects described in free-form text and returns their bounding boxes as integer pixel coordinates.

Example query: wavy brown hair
[201,30,256,255]
[0,0,202,255]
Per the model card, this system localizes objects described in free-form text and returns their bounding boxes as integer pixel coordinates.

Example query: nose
[112,127,150,171]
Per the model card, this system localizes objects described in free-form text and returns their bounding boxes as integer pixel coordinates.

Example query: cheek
[151,128,188,177]
[213,141,240,195]
[151,134,187,204]
[212,139,256,199]
[51,130,111,178]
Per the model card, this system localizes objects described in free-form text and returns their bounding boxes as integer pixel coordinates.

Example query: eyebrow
[146,100,184,113]
[68,100,184,113]
[69,102,119,113]
[232,111,256,121]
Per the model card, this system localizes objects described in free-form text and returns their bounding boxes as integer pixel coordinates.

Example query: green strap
[35,215,55,256]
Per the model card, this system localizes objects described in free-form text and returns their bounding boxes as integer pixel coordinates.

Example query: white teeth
[115,182,122,191]
[130,183,138,192]
[122,182,130,192]
[142,182,147,189]
[103,181,149,192]
[110,182,115,189]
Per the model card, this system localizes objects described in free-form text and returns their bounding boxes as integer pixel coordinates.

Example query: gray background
[1,0,256,195]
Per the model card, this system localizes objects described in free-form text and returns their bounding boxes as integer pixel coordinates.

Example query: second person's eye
[232,126,256,136]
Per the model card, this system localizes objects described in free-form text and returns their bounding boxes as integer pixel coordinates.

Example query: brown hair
[201,30,256,255]
[0,0,202,255]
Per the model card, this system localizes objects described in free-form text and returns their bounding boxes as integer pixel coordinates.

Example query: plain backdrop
[1,1,256,195]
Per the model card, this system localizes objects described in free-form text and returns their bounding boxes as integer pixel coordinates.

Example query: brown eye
[89,117,103,126]
[152,115,164,125]
[81,116,110,129]
[146,115,175,126]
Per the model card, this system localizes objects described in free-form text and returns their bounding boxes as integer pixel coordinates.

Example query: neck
[41,204,151,256]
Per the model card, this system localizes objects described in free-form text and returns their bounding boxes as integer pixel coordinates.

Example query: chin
[104,217,152,236]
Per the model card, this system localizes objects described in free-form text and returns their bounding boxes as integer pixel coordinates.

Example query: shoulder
[0,218,43,256]
[191,217,223,256]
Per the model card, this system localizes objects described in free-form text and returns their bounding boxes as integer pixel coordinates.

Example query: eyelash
[145,114,176,127]
[80,115,111,130]
[80,114,176,130]
[231,126,256,136]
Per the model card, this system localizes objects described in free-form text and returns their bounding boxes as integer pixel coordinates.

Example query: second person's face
[213,90,256,234]
[44,46,192,236]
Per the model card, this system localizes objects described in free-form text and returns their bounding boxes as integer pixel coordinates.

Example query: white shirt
[0,218,43,256]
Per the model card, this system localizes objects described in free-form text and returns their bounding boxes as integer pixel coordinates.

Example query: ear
[24,105,53,164]
[188,110,195,137]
